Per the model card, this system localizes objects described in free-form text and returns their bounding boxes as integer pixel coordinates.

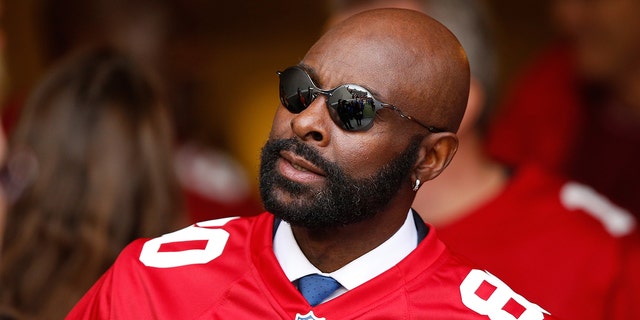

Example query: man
[67,8,557,319]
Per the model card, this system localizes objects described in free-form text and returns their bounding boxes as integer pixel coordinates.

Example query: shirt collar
[273,210,418,290]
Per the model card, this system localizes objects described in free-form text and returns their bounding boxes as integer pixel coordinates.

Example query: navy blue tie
[298,274,341,306]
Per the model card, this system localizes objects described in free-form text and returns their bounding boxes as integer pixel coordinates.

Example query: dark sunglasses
[277,66,446,133]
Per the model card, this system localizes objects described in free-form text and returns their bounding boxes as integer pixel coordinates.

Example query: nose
[290,95,331,146]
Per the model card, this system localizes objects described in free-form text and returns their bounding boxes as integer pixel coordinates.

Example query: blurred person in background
[486,0,640,219]
[2,0,262,223]
[47,0,262,222]
[0,46,183,319]
[328,1,640,319]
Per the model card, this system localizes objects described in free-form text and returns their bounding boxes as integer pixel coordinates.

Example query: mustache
[263,138,343,178]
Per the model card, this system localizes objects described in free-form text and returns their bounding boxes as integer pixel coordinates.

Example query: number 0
[139,218,237,268]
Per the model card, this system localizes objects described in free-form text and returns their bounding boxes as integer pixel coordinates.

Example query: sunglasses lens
[278,67,316,113]
[327,84,381,131]
[277,67,384,132]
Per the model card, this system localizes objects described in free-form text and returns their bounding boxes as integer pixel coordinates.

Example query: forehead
[301,37,413,105]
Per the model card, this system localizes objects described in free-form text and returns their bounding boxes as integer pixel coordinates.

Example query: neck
[290,195,412,273]
[412,130,508,227]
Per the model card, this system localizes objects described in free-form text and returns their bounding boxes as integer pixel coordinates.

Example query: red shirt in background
[486,43,640,219]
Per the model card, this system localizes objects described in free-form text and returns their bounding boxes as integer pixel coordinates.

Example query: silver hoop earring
[412,179,421,192]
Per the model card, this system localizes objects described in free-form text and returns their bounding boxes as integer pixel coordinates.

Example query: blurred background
[1,0,553,197]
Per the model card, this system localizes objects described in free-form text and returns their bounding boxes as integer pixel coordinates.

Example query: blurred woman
[0,46,183,319]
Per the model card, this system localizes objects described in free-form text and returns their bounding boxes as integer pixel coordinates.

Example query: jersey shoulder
[68,214,274,319]
[408,244,559,319]
[504,165,636,238]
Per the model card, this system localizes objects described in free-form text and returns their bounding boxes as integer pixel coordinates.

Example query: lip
[277,150,326,183]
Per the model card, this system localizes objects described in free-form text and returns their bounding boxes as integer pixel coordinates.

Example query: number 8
[460,269,549,320]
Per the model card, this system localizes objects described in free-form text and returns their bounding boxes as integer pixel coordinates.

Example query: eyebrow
[296,63,384,99]
[297,63,323,87]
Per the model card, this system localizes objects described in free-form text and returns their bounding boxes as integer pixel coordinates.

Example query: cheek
[333,133,404,178]
[269,107,293,138]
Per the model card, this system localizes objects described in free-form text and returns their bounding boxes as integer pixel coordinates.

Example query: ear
[412,133,459,183]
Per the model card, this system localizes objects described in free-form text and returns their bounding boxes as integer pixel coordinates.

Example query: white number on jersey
[139,217,238,268]
[460,269,549,320]
[561,182,636,237]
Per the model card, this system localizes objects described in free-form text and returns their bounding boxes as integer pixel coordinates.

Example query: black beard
[259,137,421,229]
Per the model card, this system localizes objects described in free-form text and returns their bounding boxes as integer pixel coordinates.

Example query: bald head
[303,8,469,132]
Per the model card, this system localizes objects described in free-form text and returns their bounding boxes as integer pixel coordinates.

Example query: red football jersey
[436,165,639,320]
[67,213,558,319]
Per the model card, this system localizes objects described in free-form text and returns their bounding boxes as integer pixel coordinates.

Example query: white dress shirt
[273,210,418,303]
